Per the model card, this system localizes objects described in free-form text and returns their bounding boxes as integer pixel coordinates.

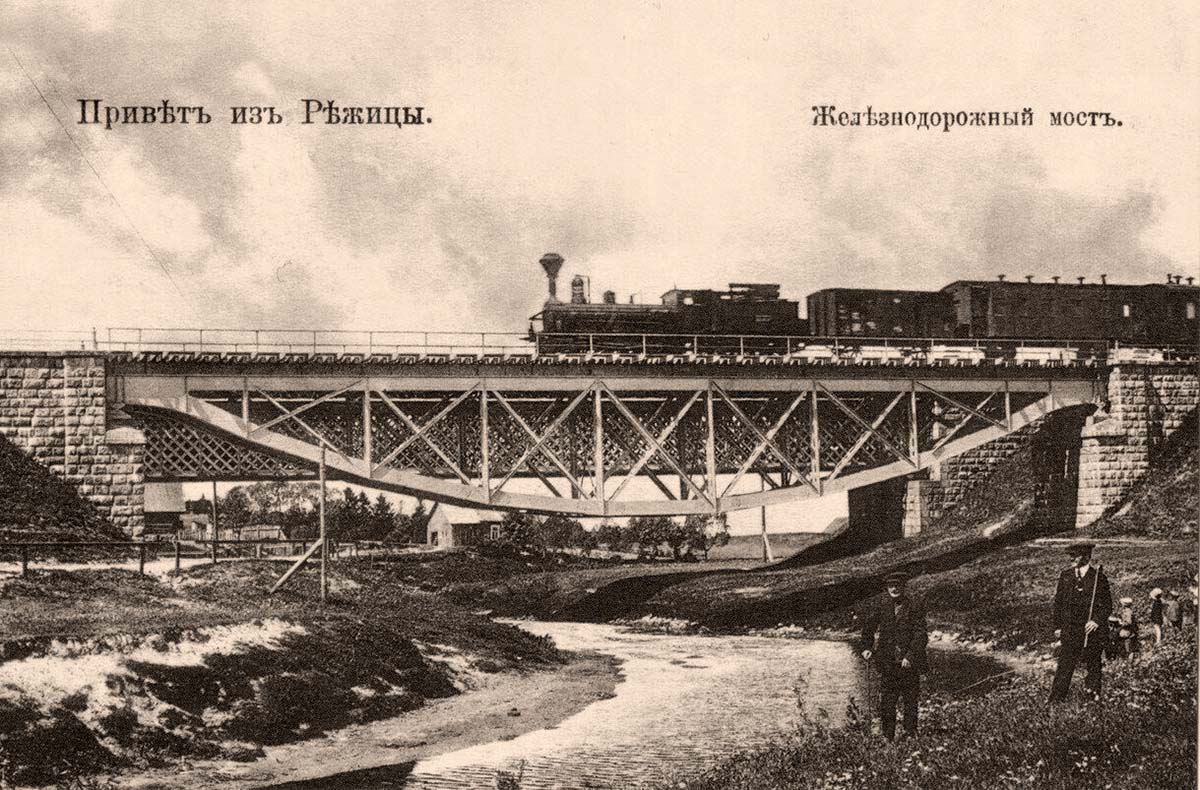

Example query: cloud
[0,0,1195,335]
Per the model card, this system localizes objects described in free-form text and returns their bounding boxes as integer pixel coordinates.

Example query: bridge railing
[101,328,535,357]
[0,328,1194,366]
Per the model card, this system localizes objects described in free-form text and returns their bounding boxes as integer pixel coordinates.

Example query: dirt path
[118,652,621,790]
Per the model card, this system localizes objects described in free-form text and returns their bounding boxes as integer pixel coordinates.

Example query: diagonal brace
[490,387,591,496]
[721,392,807,496]
[600,383,713,506]
[251,380,364,436]
[828,392,906,481]
[916,382,1007,430]
[818,385,916,468]
[253,388,357,468]
[930,392,998,454]
[713,383,816,493]
[372,386,479,473]
[376,390,472,484]
[607,390,702,502]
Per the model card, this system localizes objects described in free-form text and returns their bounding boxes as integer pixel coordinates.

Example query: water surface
[396,621,866,789]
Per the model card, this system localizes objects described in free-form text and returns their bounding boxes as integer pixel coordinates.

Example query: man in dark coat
[859,570,928,740]
[1048,542,1112,702]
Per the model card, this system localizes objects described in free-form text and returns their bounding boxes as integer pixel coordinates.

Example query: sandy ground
[116,653,622,790]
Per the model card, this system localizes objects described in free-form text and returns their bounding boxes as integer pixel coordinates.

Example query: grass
[670,638,1197,790]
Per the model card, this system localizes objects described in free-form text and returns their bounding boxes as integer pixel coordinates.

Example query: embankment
[0,561,598,787]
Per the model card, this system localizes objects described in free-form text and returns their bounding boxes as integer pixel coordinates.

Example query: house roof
[434,503,504,525]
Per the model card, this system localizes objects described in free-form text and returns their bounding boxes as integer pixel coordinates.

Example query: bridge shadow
[258,761,416,788]
[549,568,747,622]
[698,516,1067,631]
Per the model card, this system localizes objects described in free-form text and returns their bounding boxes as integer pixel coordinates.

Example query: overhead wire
[7,46,184,297]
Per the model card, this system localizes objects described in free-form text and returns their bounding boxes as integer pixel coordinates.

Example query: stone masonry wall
[901,431,1031,537]
[1075,365,1198,528]
[0,354,144,535]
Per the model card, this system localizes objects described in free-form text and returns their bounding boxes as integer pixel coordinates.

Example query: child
[1104,614,1124,660]
[1149,588,1164,645]
[1164,591,1182,637]
[1117,597,1138,657]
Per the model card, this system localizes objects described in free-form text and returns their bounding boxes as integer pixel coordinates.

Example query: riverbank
[0,561,588,787]
[654,533,1198,790]
[671,638,1197,790]
[120,651,620,789]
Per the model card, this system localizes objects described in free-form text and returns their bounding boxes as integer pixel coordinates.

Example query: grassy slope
[0,560,567,786]
[666,420,1198,790]
[0,434,124,543]
[640,437,1050,629]
[675,639,1196,790]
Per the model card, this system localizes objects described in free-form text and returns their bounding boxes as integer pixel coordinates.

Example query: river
[381,621,868,789]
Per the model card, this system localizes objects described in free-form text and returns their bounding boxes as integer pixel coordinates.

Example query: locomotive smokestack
[539,253,564,302]
[1077,277,1086,285]
[1188,277,1195,286]
[1100,274,1108,285]
[1051,276,1060,284]
[997,274,1006,281]
[1025,275,1034,283]
[1167,272,1174,283]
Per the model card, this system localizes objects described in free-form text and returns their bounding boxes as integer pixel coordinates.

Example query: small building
[221,524,287,541]
[426,503,504,548]
[178,512,210,540]
[143,482,186,537]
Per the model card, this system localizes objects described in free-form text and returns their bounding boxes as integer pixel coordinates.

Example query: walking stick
[1083,564,1102,649]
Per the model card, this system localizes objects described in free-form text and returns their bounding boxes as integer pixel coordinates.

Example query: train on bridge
[531,252,1199,351]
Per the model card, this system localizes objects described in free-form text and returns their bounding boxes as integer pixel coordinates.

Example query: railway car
[528,252,1199,353]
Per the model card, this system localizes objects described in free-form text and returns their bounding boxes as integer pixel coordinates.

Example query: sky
[3,1,1197,533]
[2,0,1196,335]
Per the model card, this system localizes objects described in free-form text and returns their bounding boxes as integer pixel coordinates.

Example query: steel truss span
[126,375,1098,516]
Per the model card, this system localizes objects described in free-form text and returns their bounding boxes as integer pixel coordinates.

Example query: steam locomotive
[530,252,1199,351]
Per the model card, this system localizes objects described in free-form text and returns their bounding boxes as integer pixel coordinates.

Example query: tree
[220,488,253,532]
[283,503,316,539]
[184,496,211,514]
[684,513,730,560]
[369,494,396,540]
[628,516,673,559]
[408,500,430,543]
[542,514,585,550]
[596,521,626,552]
[497,511,544,554]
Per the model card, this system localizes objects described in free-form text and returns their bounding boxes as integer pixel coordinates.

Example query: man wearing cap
[859,570,928,740]
[1049,542,1112,702]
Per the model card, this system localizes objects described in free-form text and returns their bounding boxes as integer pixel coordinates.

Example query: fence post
[174,539,181,572]
[319,447,328,603]
[21,546,28,578]
[210,480,219,564]
[138,544,146,576]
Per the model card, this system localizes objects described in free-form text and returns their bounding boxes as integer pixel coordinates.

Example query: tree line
[185,482,732,559]
[185,482,428,543]
[494,512,731,560]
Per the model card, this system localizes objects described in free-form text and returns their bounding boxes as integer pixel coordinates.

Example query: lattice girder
[123,374,1099,516]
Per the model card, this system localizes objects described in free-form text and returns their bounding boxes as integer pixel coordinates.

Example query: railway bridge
[0,328,1194,536]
